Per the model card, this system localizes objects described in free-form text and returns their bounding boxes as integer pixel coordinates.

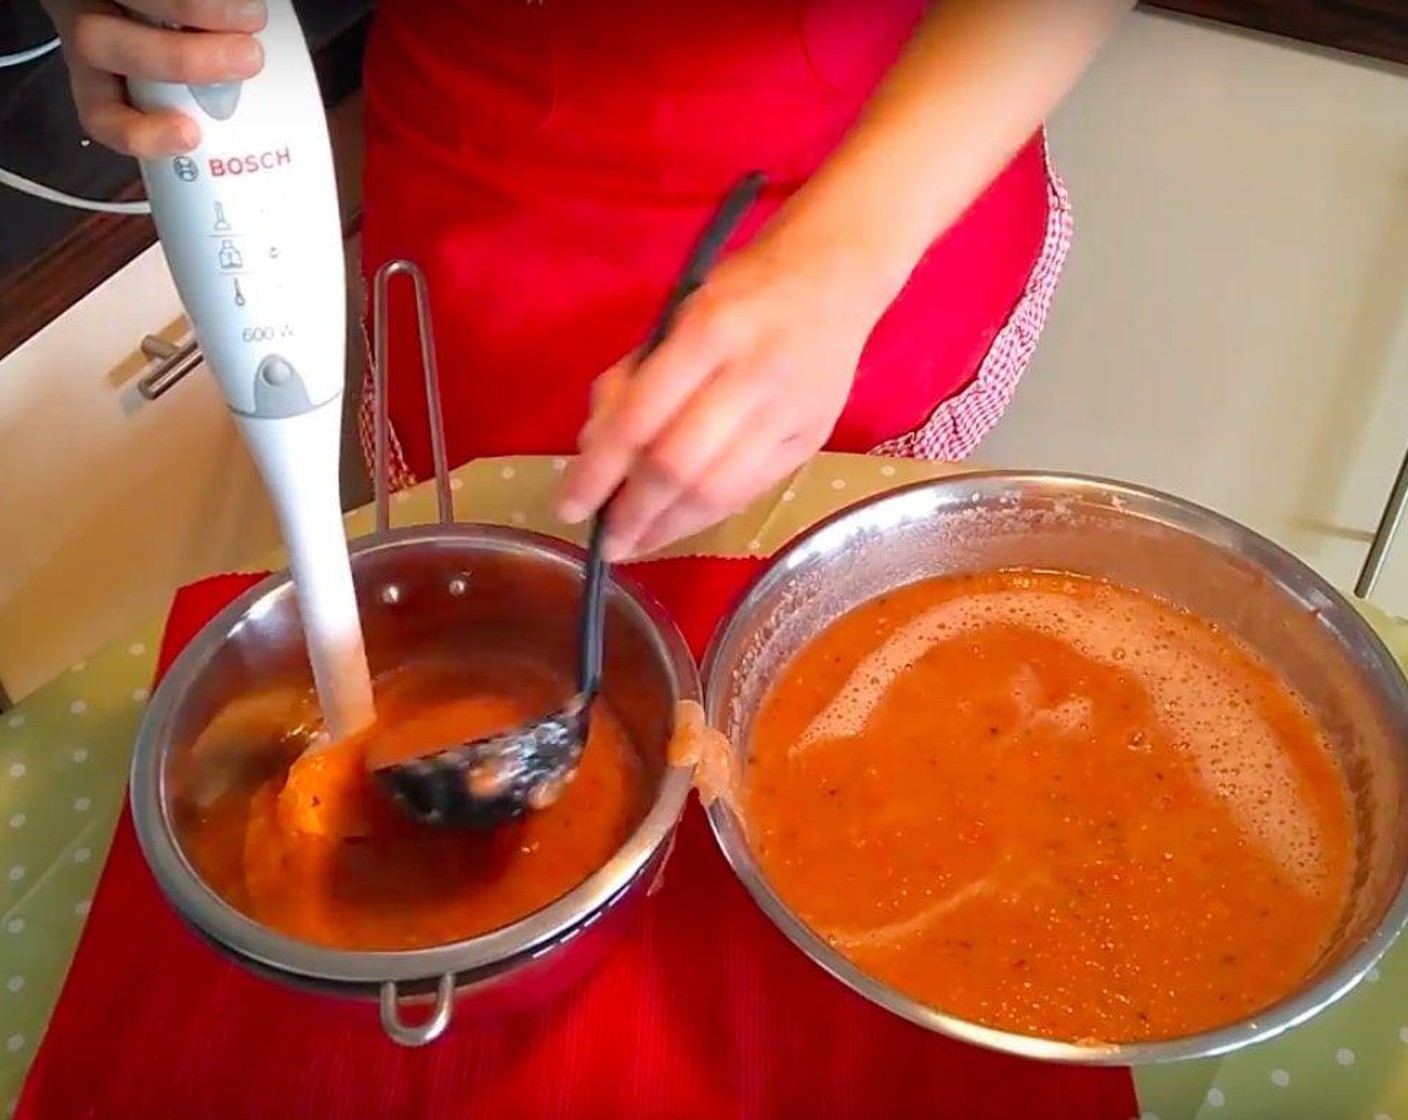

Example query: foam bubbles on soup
[798,577,1330,894]
[749,570,1355,1043]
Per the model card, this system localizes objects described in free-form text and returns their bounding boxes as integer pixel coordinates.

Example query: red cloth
[359,1,1051,482]
[19,560,1137,1120]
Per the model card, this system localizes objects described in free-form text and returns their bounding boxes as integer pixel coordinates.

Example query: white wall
[984,12,1408,617]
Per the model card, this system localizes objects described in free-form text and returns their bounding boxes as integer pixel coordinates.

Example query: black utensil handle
[641,169,769,354]
[578,171,768,697]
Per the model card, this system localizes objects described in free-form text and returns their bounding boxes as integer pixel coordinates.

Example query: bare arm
[781,0,1136,313]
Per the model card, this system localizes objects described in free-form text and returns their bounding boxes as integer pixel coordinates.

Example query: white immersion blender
[127,1,375,739]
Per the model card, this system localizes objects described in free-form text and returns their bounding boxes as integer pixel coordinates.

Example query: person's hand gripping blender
[44,0,1132,559]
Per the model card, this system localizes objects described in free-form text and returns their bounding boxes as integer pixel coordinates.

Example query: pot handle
[379,973,455,1047]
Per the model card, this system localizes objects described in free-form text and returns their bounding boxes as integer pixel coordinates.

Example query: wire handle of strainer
[370,259,455,533]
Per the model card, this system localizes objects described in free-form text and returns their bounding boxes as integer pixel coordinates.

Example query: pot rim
[701,469,1408,1065]
[130,522,701,986]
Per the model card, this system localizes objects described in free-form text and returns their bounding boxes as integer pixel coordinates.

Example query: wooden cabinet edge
[1141,2,1408,69]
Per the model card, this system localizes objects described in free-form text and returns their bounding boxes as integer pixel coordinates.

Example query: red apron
[359,0,1067,484]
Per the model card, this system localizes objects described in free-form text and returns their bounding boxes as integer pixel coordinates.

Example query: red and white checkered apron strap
[355,301,419,495]
[869,127,1074,462]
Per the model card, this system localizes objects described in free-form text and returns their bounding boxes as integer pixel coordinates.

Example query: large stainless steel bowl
[703,471,1408,1064]
[130,524,699,1046]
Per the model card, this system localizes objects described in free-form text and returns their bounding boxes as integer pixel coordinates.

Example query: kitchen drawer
[0,244,280,702]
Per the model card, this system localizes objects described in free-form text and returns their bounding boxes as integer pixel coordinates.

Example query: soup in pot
[181,652,649,951]
[746,570,1356,1043]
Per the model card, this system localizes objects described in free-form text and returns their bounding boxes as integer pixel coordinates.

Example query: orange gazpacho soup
[747,570,1356,1043]
[182,653,649,951]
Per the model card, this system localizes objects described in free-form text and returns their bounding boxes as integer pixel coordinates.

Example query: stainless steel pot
[130,525,699,1046]
[702,471,1408,1064]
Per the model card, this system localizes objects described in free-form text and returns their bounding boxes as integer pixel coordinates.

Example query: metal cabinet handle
[137,335,202,400]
